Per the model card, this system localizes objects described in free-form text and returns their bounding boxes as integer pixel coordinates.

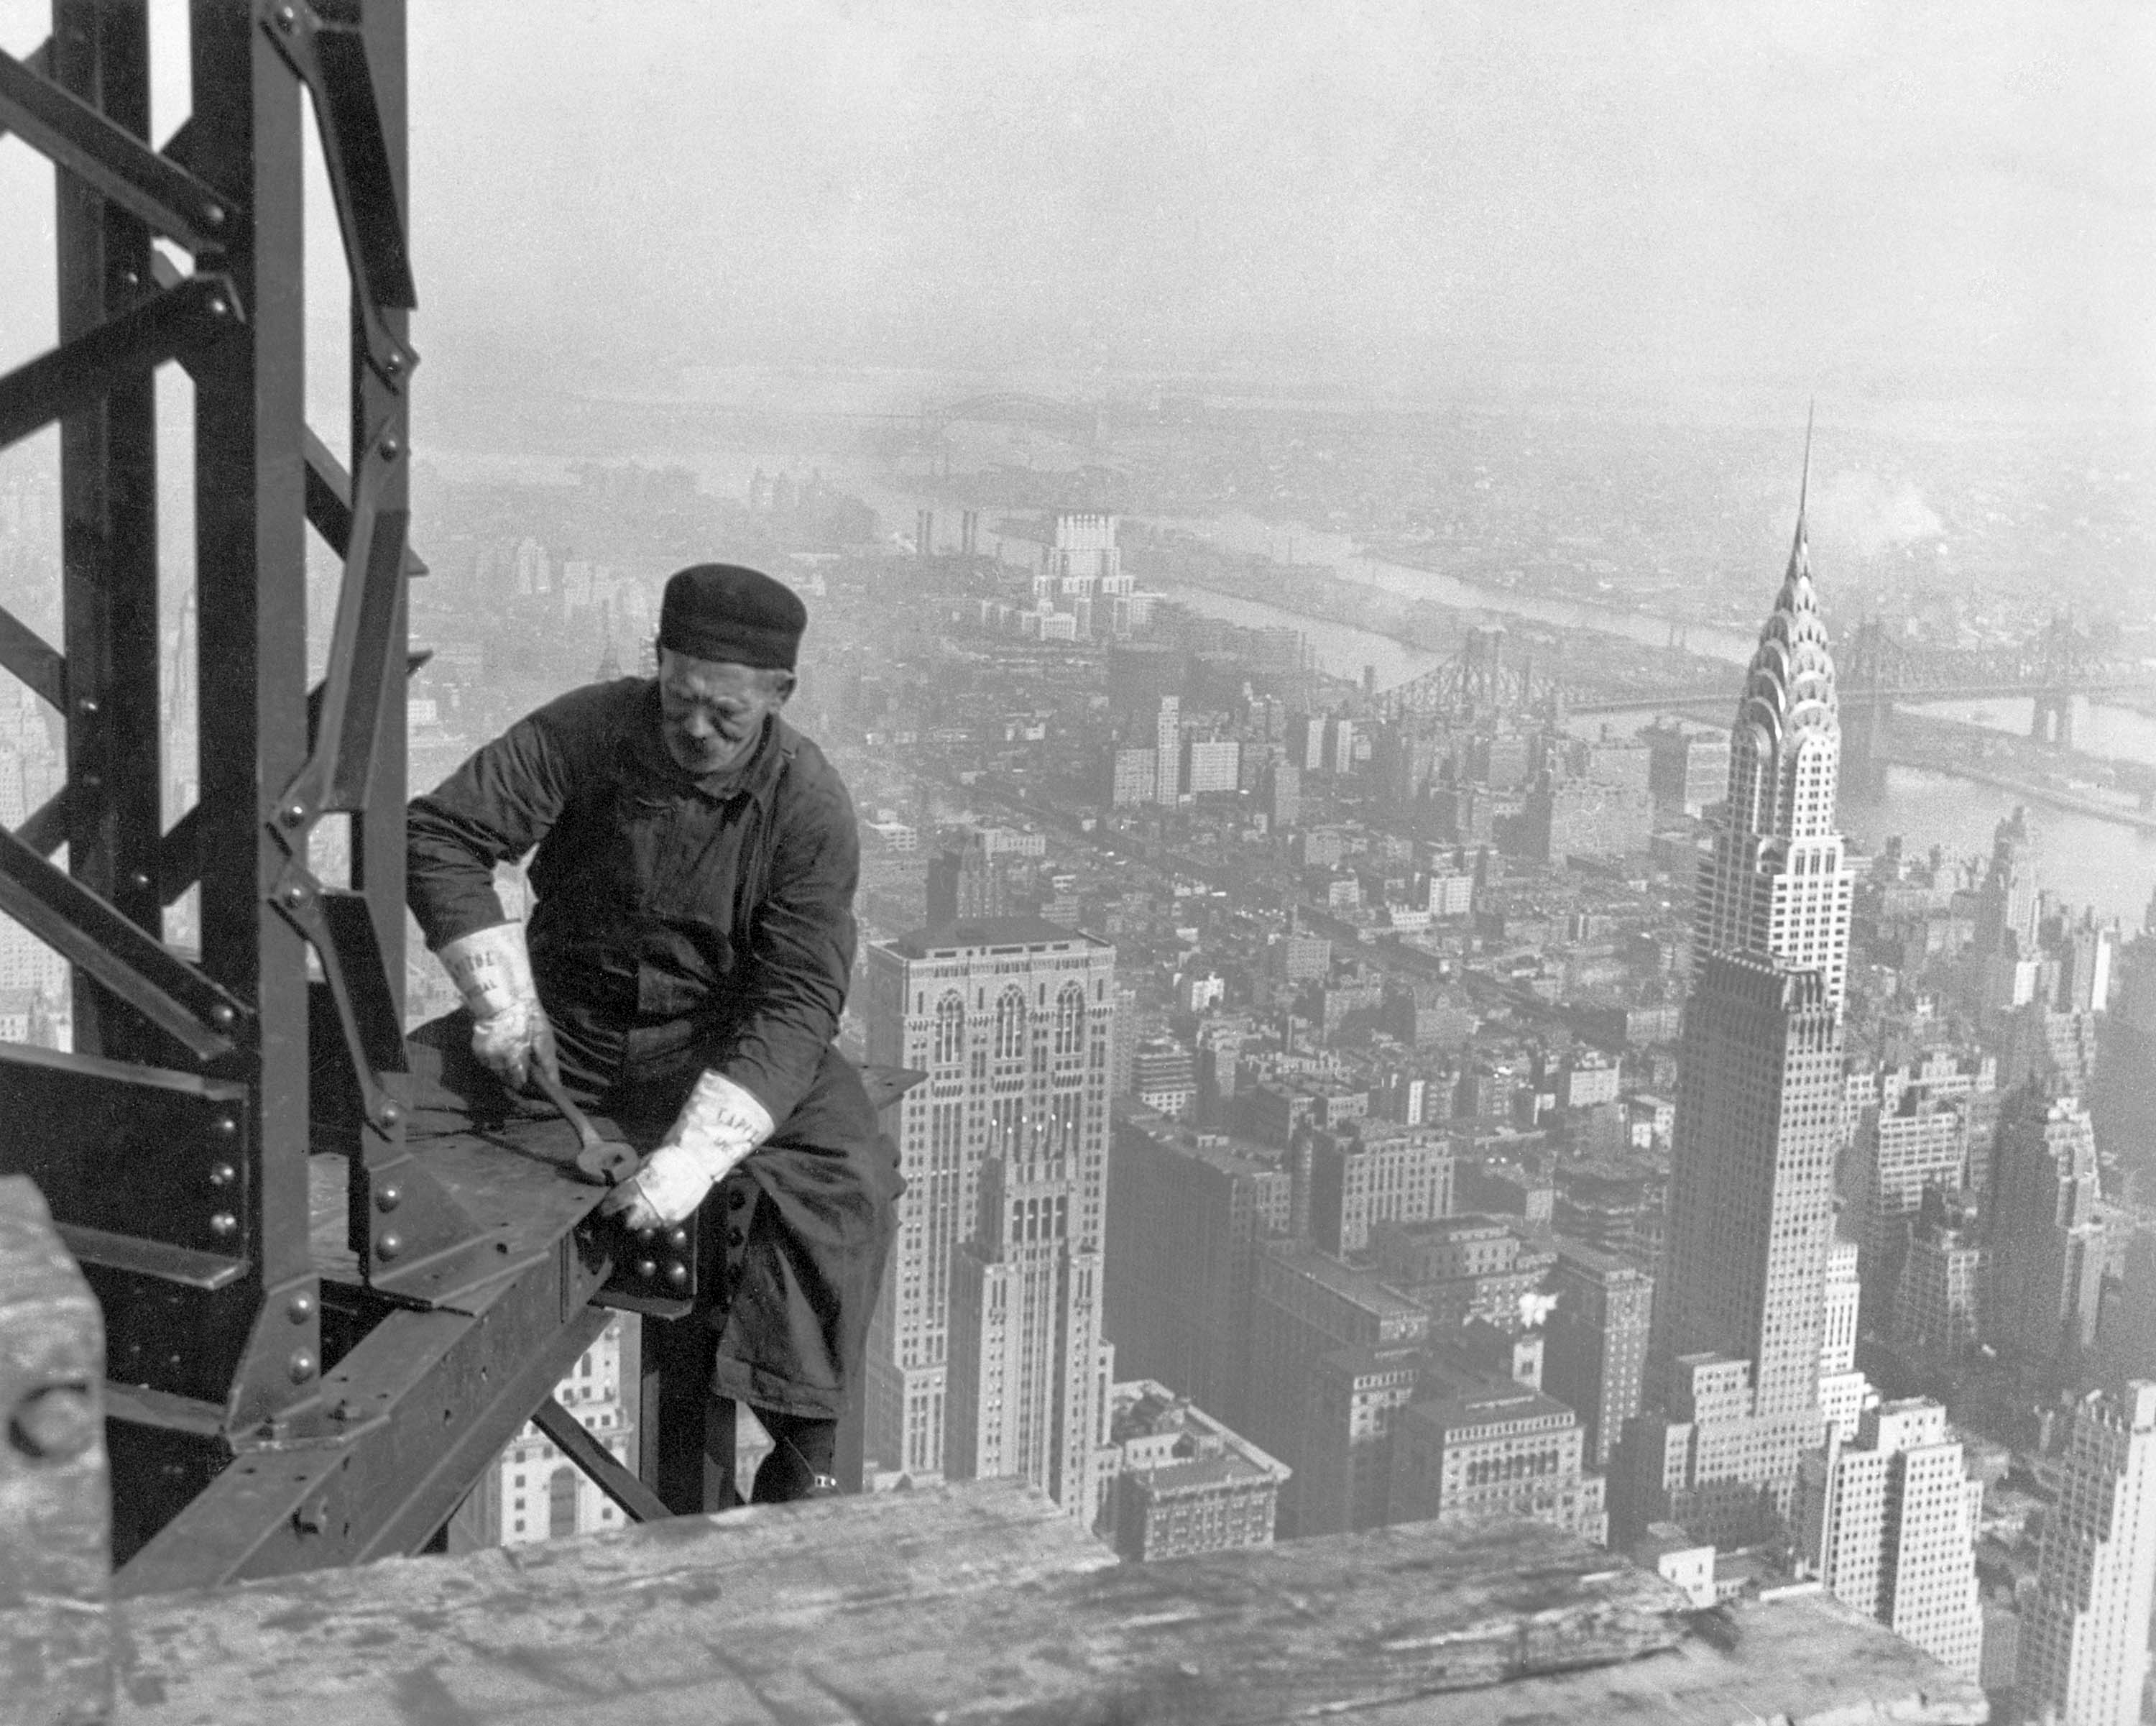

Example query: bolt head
[377,1103,402,1128]
[379,437,401,461]
[76,697,98,716]
[376,1232,402,1260]
[280,883,308,908]
[287,1291,315,1323]
[280,801,307,827]
[275,4,296,28]
[9,1386,96,1461]
[375,1183,401,1213]
[207,298,229,318]
[666,1227,688,1249]
[203,203,225,227]
[665,1262,688,1287]
[209,1163,236,1188]
[128,870,152,890]
[209,1004,236,1029]
[209,1211,238,1238]
[214,1114,237,1135]
[287,1350,316,1383]
[635,1260,658,1280]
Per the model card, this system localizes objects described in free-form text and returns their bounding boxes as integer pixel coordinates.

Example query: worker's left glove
[602,1072,773,1232]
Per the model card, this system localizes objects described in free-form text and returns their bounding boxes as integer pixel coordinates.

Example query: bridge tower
[2030,616,2081,749]
[1838,618,1892,795]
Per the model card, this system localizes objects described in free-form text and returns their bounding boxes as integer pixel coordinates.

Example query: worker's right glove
[437,922,556,1091]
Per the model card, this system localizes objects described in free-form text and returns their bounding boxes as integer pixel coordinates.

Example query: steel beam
[0,605,65,710]
[0,823,244,1059]
[0,272,241,454]
[0,37,237,253]
[531,1395,671,1524]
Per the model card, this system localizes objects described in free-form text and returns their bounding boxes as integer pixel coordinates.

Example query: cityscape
[1,0,2152,1717]
[4,382,2155,1721]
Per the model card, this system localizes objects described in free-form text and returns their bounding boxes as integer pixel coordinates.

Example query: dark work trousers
[397,1009,900,1510]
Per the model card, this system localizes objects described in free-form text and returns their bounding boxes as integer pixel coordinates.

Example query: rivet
[203,203,225,228]
[375,1183,400,1213]
[214,1115,237,1136]
[287,1350,316,1384]
[275,4,296,29]
[635,1260,657,1280]
[384,352,403,375]
[379,436,400,461]
[635,1226,658,1244]
[129,871,151,891]
[280,883,308,908]
[76,696,98,715]
[209,1211,238,1238]
[8,1386,96,1461]
[666,1227,688,1249]
[664,1262,688,1287]
[209,1163,236,1188]
[376,1233,402,1260]
[209,1004,236,1029]
[378,1103,401,1128]
[279,801,307,827]
[286,1292,314,1323]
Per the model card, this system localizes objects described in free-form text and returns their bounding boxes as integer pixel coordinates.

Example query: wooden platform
[100,1479,1989,1726]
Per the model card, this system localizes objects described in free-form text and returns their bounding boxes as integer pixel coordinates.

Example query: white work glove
[437,922,556,1091]
[603,1071,773,1232]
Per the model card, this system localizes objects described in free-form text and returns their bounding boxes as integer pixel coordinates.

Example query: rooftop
[882,916,1114,957]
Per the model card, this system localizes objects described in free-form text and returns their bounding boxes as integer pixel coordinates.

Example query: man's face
[657,648,791,776]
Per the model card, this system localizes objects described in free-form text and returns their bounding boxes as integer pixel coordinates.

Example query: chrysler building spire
[1694,416,1853,1009]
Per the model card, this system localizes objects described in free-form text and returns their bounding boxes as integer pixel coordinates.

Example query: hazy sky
[1,1,2150,418]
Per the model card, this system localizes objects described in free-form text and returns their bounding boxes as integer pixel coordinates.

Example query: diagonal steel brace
[0,272,241,454]
[0,822,247,1060]
[261,0,417,384]
[0,42,239,254]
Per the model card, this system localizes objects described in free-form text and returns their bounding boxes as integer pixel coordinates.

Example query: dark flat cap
[658,563,807,671]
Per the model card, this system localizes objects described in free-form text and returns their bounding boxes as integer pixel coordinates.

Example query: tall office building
[860,918,1116,1514]
[1102,1111,1289,1431]
[1984,1083,2108,1370]
[1797,1398,1984,1681]
[1246,1244,1428,1537]
[2021,1381,2156,1726]
[1543,1239,1654,1469]
[1690,466,1853,1010]
[1621,449,1853,1550]
[1154,696,1181,804]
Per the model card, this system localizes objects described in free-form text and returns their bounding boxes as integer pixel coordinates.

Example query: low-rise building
[1097,1380,1290,1563]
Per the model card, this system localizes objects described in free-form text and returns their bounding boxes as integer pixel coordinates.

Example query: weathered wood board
[108,1482,1695,1725]
[0,1176,110,1726]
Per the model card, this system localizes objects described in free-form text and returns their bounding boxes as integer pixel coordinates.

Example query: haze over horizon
[0,1,2151,428]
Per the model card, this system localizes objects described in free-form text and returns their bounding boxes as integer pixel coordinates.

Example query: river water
[1153,574,2156,925]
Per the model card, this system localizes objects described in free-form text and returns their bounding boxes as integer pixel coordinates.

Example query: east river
[1148,560,2156,929]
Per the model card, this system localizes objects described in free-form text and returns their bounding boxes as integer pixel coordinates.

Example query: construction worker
[405,563,898,1506]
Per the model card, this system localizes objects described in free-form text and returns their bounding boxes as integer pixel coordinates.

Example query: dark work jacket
[407,677,857,1132]
[405,679,894,1419]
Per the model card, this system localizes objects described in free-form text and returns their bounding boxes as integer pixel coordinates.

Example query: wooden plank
[1341,1589,1990,1725]
[0,1176,111,1726]
[105,1488,1689,1725]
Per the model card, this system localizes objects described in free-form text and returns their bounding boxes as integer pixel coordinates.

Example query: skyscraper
[1621,433,1856,1550]
[2021,1381,2156,1726]
[1984,1083,2108,1371]
[860,918,1117,1510]
[1542,1239,1654,1470]
[1154,696,1181,804]
[1797,1398,1984,1681]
